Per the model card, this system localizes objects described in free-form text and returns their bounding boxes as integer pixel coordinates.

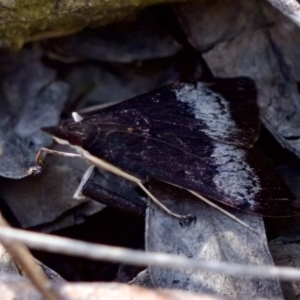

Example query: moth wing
[84,77,260,147]
[58,125,297,217]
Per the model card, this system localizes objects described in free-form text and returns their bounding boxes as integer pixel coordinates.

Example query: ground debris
[146,180,283,299]
[0,274,235,300]
[0,44,68,179]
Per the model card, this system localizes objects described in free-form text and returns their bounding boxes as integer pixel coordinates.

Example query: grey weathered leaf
[175,0,267,52]
[269,237,300,300]
[146,180,283,299]
[262,1,300,81]
[0,244,19,277]
[268,162,300,238]
[0,45,69,178]
[203,28,300,157]
[32,200,105,233]
[176,0,300,158]
[0,144,105,229]
[36,260,65,284]
[62,57,183,112]
[129,269,153,288]
[46,8,182,63]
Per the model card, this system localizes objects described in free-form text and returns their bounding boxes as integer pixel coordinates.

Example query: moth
[38,77,298,223]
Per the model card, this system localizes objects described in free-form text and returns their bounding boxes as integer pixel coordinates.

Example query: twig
[188,189,258,234]
[0,215,61,300]
[77,101,123,114]
[0,226,300,281]
[266,0,300,27]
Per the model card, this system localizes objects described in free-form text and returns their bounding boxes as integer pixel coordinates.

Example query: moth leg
[81,151,194,223]
[73,165,95,200]
[36,147,81,165]
[82,181,146,216]
[137,182,194,223]
[188,190,258,234]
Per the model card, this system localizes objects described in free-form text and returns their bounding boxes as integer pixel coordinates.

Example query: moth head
[42,119,85,147]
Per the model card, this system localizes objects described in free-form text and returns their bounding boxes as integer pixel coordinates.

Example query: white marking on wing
[212,143,261,206]
[174,83,237,139]
[72,112,83,122]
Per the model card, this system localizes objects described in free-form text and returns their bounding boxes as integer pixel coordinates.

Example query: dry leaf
[46,8,182,63]
[269,237,300,300]
[0,45,69,179]
[146,181,283,299]
[0,144,105,229]
[176,0,300,158]
[0,273,237,300]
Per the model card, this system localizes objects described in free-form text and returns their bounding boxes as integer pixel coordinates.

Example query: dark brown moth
[41,77,298,217]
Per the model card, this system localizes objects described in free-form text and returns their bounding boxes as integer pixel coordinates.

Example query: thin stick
[164,179,257,233]
[39,145,187,221]
[188,190,258,234]
[36,146,249,226]
[78,101,123,114]
[37,146,191,221]
[37,134,180,220]
[267,0,300,28]
[1,227,300,281]
[73,165,95,199]
[36,148,81,165]
[0,215,60,300]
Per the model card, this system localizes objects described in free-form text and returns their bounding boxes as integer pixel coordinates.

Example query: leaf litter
[1,2,300,300]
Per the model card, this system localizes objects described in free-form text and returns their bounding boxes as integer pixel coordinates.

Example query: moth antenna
[188,190,258,235]
[72,112,83,122]
[73,165,95,200]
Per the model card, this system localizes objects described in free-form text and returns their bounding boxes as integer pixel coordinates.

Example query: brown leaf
[0,274,236,300]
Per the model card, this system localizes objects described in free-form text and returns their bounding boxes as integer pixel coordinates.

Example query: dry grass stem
[0,214,61,300]
[0,226,300,281]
